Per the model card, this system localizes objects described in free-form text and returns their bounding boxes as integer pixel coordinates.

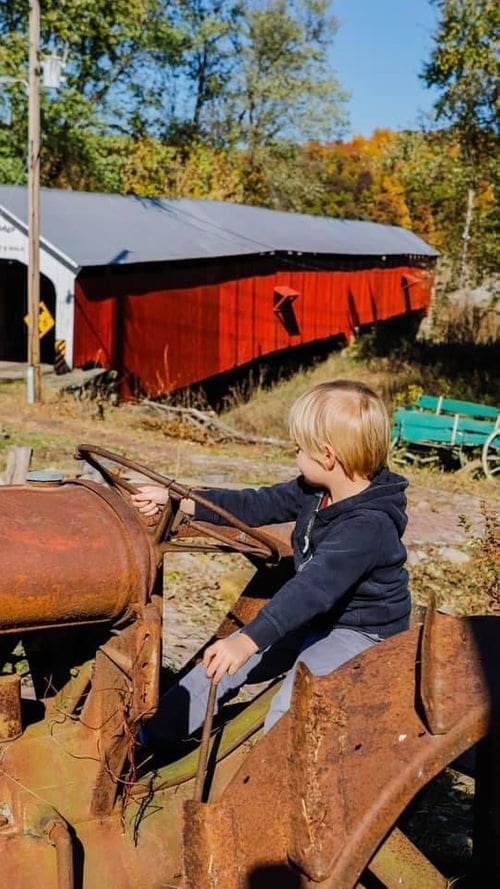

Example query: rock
[438,547,471,565]
[407,548,427,566]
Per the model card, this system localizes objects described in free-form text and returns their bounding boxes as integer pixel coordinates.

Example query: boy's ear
[323,444,336,470]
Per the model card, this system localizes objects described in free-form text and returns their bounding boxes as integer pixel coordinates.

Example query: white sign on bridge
[0,221,27,261]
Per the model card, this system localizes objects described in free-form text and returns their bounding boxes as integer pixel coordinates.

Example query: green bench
[415,394,500,422]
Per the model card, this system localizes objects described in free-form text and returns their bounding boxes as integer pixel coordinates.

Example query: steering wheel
[75,444,282,564]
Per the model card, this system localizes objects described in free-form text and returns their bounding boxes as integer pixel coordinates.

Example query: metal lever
[193,681,218,803]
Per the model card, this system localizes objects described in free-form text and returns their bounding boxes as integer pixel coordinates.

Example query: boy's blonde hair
[289,379,390,480]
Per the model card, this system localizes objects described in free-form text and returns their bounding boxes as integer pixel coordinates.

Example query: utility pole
[27,0,41,404]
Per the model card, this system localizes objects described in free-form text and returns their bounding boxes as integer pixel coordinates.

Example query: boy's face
[296,448,331,488]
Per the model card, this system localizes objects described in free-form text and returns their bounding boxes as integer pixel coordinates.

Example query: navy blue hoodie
[194,468,411,650]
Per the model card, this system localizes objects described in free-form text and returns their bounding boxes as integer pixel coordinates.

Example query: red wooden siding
[74,264,432,397]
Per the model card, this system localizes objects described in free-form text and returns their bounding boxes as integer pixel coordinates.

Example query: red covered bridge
[0,188,438,397]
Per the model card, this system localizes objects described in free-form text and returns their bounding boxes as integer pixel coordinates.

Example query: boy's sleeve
[242,515,382,649]
[193,477,308,527]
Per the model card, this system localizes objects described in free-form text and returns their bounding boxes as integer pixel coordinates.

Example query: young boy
[132,379,410,749]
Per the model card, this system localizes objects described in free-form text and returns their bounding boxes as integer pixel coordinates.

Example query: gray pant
[144,626,380,749]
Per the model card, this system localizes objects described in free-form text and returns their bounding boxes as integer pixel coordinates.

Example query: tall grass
[221,308,499,440]
[221,347,418,440]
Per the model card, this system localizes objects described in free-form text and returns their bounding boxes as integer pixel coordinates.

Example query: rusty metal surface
[183,613,500,889]
[421,602,498,735]
[193,681,218,803]
[0,480,157,632]
[0,674,22,741]
[2,601,498,889]
[45,819,75,889]
[0,611,498,888]
[0,600,162,824]
[171,520,293,557]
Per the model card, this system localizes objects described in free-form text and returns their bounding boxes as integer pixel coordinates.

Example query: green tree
[0,0,184,185]
[0,0,348,189]
[421,0,498,284]
[232,0,348,151]
[166,0,348,151]
[164,0,243,143]
[422,0,498,157]
[385,129,497,285]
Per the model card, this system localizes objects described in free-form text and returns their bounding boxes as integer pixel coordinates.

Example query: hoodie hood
[316,467,408,538]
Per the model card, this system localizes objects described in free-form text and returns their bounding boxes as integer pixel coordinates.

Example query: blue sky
[332,0,441,137]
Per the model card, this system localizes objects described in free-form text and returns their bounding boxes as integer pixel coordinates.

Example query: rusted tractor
[0,444,498,889]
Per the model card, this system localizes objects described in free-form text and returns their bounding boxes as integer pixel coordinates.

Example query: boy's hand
[131,485,169,517]
[131,485,195,518]
[203,634,258,684]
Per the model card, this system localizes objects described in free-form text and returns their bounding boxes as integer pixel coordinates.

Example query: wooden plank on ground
[3,446,33,485]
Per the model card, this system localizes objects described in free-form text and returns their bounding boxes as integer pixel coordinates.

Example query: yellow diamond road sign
[24,301,55,339]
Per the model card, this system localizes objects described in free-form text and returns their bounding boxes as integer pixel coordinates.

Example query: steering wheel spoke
[75,444,283,563]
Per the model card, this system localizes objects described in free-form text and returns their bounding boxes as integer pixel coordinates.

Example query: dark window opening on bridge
[273,286,300,336]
